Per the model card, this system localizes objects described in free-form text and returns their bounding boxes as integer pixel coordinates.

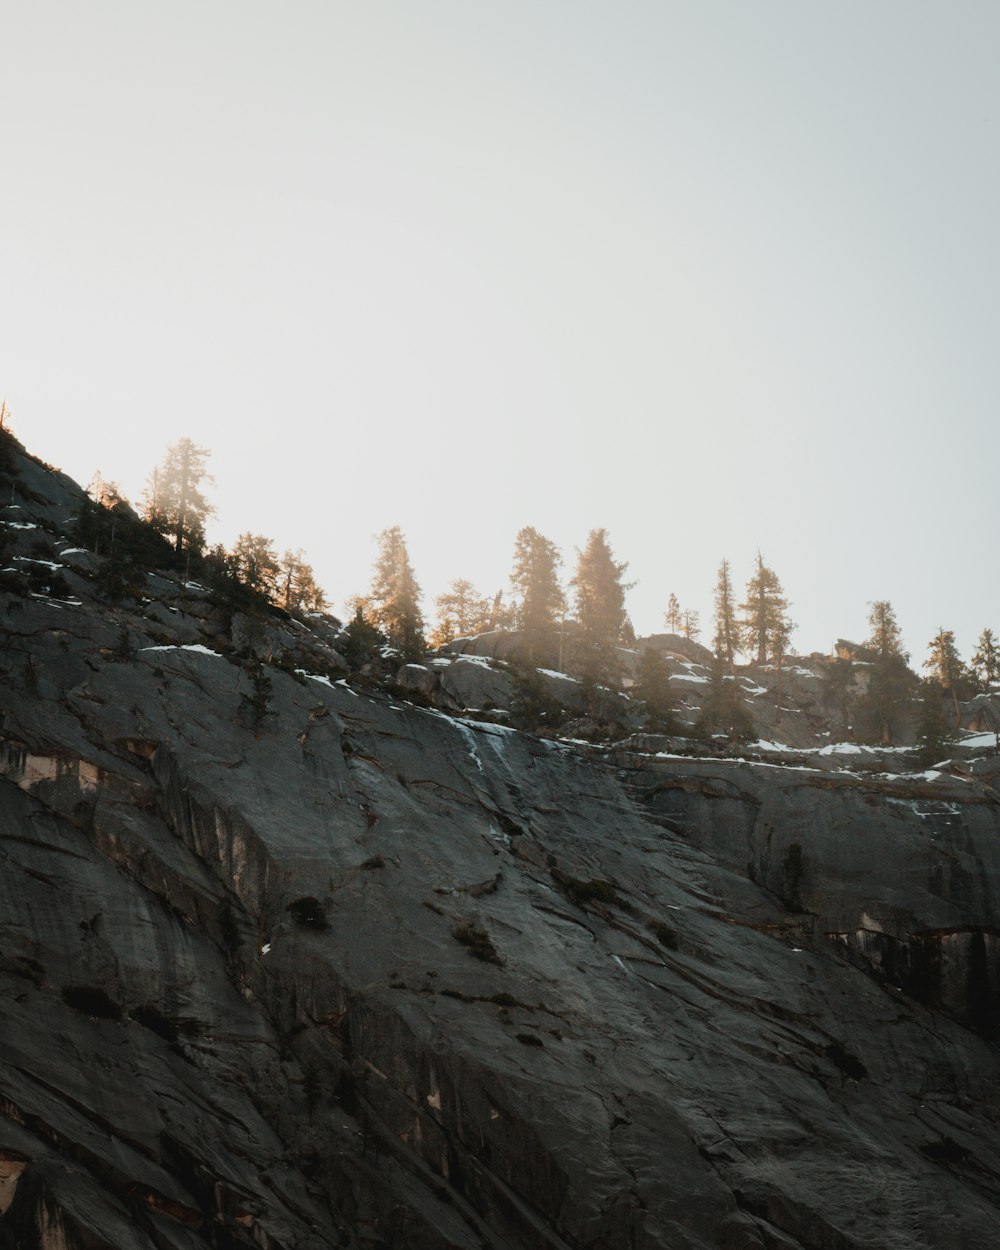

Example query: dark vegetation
[288,897,330,930]
[451,922,503,965]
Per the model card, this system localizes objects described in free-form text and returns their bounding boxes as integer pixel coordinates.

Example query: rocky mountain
[2,435,1000,1249]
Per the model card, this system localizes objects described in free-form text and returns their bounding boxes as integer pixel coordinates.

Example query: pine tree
[369,527,425,660]
[142,438,213,556]
[740,552,792,665]
[230,533,280,599]
[681,608,700,641]
[432,578,493,647]
[821,657,855,739]
[570,528,630,690]
[339,604,385,669]
[713,560,739,674]
[664,592,682,633]
[971,628,1000,691]
[695,659,754,743]
[770,613,795,725]
[633,648,678,733]
[866,600,905,660]
[924,627,966,728]
[862,601,914,744]
[239,660,273,737]
[913,677,955,768]
[276,549,327,613]
[509,527,565,662]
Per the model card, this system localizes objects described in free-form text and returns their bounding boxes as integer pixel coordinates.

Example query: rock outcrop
[1,437,1000,1249]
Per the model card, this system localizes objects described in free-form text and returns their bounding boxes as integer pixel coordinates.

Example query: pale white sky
[2,2,997,660]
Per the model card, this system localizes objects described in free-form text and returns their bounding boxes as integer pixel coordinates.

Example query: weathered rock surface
[1,441,1000,1249]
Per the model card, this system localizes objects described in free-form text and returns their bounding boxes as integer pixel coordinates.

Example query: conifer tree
[681,609,701,641]
[770,614,795,725]
[713,559,739,674]
[142,438,213,556]
[509,527,565,662]
[270,549,326,613]
[862,600,914,744]
[913,677,955,768]
[695,659,754,742]
[231,533,280,599]
[633,648,678,733]
[866,600,905,660]
[432,578,493,647]
[338,604,384,669]
[971,628,1000,691]
[924,627,966,728]
[570,528,630,690]
[740,552,792,665]
[369,526,425,660]
[821,657,856,739]
[664,593,682,633]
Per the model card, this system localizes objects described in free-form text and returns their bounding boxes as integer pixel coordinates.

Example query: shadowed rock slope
[2,441,1000,1248]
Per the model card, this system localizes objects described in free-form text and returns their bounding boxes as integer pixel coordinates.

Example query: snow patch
[140,644,222,658]
[538,668,580,683]
[15,556,62,571]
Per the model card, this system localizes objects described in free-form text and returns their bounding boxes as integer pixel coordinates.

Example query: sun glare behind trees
[78,433,1000,749]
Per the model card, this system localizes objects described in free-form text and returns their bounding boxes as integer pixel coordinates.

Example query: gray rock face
[964,693,1000,733]
[2,441,1000,1249]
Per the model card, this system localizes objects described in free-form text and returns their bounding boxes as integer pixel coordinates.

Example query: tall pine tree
[570,528,630,690]
[142,438,213,557]
[369,527,425,660]
[432,579,493,647]
[913,677,955,768]
[695,659,754,742]
[740,552,792,665]
[230,533,280,599]
[924,627,966,728]
[509,527,565,662]
[862,600,914,745]
[713,559,739,674]
[971,628,1000,691]
[664,592,682,633]
[275,549,327,614]
[633,647,678,733]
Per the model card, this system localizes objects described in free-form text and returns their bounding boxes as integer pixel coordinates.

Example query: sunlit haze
[3,2,998,660]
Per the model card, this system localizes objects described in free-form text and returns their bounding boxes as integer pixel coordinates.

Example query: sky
[2,2,998,661]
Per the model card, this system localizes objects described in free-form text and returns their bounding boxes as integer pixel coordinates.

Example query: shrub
[451,922,503,965]
[552,870,633,913]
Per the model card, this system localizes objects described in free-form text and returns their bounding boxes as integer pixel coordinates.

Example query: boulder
[437,657,513,710]
[639,632,715,666]
[394,663,438,697]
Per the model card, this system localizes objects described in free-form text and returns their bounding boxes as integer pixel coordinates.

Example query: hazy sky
[2,2,997,659]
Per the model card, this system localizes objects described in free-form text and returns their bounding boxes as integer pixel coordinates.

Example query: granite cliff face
[2,441,1000,1249]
